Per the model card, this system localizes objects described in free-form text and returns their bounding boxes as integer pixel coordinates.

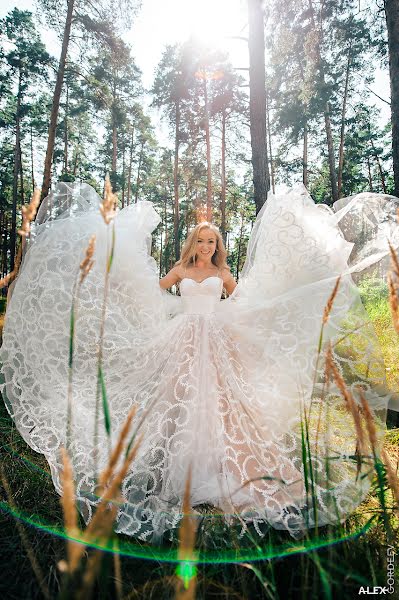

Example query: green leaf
[98,365,111,436]
[107,223,115,272]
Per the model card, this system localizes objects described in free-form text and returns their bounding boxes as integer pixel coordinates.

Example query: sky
[0,0,391,138]
[0,0,250,88]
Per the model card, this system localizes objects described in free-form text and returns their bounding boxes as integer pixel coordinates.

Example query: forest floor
[0,287,398,600]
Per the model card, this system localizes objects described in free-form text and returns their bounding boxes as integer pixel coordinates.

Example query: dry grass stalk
[380,447,399,513]
[0,463,50,600]
[98,405,137,493]
[0,189,41,290]
[76,504,119,600]
[79,234,96,284]
[323,275,341,324]
[328,353,366,456]
[388,241,399,333]
[388,273,399,334]
[68,434,142,574]
[324,342,334,383]
[357,388,378,451]
[58,413,142,581]
[60,448,81,568]
[388,240,399,278]
[18,188,41,237]
[100,175,117,225]
[113,539,123,600]
[175,465,197,600]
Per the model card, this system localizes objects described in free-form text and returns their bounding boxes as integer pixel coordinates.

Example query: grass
[0,276,398,599]
[359,275,399,398]
[0,393,397,600]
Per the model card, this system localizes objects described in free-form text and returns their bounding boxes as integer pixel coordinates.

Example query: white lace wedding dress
[1,183,398,543]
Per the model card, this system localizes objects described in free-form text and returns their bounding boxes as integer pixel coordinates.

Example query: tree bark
[174,100,180,261]
[303,122,309,188]
[127,126,135,206]
[337,40,352,199]
[41,0,76,200]
[111,81,117,182]
[2,215,8,278]
[159,230,163,278]
[72,149,79,176]
[266,92,275,194]
[248,0,270,214]
[367,156,374,191]
[63,81,69,174]
[134,142,144,203]
[11,72,22,272]
[370,138,387,193]
[236,212,245,280]
[19,139,25,204]
[121,145,125,208]
[30,124,35,189]
[220,109,227,242]
[324,107,338,203]
[385,0,399,197]
[203,77,213,221]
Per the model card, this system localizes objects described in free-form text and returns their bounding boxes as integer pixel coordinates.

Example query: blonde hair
[175,222,229,270]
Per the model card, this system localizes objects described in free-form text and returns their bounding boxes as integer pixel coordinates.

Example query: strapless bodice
[180,277,223,315]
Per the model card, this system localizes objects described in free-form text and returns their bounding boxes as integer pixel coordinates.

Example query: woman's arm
[159,266,181,290]
[222,267,237,295]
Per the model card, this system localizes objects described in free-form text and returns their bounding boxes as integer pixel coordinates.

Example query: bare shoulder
[159,264,184,290]
[172,264,185,281]
[221,265,235,282]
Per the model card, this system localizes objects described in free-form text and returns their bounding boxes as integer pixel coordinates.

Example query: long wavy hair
[175,222,229,270]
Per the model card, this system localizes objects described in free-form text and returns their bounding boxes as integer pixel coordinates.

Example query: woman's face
[196,228,217,261]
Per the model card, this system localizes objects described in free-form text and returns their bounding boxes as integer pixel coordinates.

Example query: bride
[1,181,398,543]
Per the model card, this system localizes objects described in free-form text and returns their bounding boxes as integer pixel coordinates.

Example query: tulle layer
[0,182,398,543]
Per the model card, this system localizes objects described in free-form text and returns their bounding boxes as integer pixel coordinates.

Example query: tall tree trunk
[236,212,245,280]
[203,77,213,221]
[164,193,169,247]
[111,81,118,189]
[41,0,76,200]
[112,87,117,171]
[0,213,3,278]
[324,107,338,203]
[30,124,35,189]
[308,0,338,203]
[220,109,227,242]
[134,142,144,203]
[367,156,374,191]
[266,92,275,194]
[19,139,25,204]
[385,0,399,196]
[2,215,8,278]
[159,230,163,278]
[63,81,69,174]
[127,126,135,206]
[121,145,125,208]
[303,122,309,187]
[248,0,270,214]
[174,100,180,261]
[72,149,79,176]
[370,139,387,193]
[337,40,352,199]
[11,72,22,272]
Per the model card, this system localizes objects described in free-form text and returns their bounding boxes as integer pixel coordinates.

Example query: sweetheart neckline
[180,276,223,285]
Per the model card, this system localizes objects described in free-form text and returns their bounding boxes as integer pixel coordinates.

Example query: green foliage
[266,0,392,198]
